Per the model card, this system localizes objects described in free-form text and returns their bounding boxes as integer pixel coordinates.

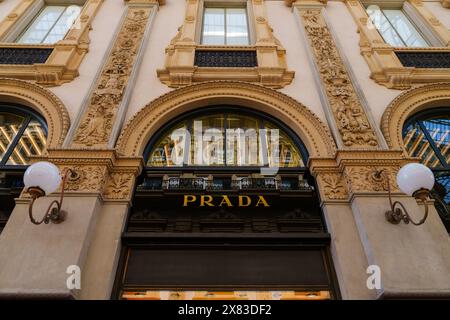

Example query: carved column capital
[25,149,143,203]
[310,151,418,202]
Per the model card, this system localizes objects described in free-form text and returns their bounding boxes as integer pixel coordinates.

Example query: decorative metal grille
[395,51,450,68]
[194,50,257,67]
[0,48,53,65]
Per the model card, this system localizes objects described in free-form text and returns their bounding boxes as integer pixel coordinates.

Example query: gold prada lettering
[200,195,214,207]
[238,195,251,207]
[183,195,270,207]
[219,195,233,207]
[255,195,270,207]
[183,195,196,206]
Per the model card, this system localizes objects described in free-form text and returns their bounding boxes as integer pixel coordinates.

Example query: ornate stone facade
[299,8,379,148]
[157,0,295,88]
[0,0,105,86]
[72,7,152,148]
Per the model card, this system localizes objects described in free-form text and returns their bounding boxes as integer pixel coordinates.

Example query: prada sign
[183,195,270,207]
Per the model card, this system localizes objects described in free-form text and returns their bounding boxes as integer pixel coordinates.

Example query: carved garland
[115,81,337,158]
[71,7,152,148]
[299,9,379,148]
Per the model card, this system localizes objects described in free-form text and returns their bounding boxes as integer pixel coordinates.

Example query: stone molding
[28,149,143,202]
[345,0,450,89]
[381,82,450,150]
[157,0,295,88]
[0,0,104,86]
[0,77,70,148]
[309,150,417,202]
[116,80,337,158]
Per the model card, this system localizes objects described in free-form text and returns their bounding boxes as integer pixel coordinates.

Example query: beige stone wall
[0,0,449,300]
[49,0,126,122]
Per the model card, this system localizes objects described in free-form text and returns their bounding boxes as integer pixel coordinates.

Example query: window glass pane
[403,122,442,168]
[265,122,304,168]
[383,10,428,47]
[226,114,261,166]
[421,116,450,166]
[434,171,450,208]
[17,6,65,44]
[192,114,225,166]
[148,123,188,167]
[366,6,405,47]
[0,113,25,163]
[43,5,81,44]
[202,8,225,45]
[146,112,306,168]
[6,119,46,165]
[226,8,249,45]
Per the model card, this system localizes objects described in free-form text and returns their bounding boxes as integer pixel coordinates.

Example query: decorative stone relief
[345,0,450,89]
[62,165,107,193]
[343,166,400,194]
[157,0,295,88]
[0,0,105,86]
[103,172,134,200]
[72,8,151,148]
[299,9,379,148]
[320,173,348,200]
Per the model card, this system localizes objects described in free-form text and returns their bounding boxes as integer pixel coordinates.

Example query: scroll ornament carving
[344,166,400,194]
[72,8,150,147]
[321,173,348,200]
[61,165,107,193]
[301,9,378,148]
[103,172,134,200]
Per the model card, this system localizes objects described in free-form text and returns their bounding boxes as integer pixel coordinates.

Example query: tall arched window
[114,107,339,300]
[0,104,47,166]
[145,108,307,168]
[403,108,449,231]
[0,104,47,233]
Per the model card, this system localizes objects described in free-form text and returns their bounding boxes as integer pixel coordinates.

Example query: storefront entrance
[112,107,340,300]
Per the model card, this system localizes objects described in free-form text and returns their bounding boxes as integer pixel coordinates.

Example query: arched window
[115,107,339,300]
[0,104,47,233]
[145,108,307,168]
[403,108,449,231]
[0,104,47,166]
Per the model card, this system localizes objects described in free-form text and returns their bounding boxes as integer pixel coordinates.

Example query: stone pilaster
[310,151,450,298]
[290,0,382,149]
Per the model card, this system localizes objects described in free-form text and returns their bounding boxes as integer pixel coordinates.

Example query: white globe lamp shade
[24,161,62,195]
[396,163,435,196]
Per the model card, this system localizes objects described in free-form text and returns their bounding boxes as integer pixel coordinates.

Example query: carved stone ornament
[72,8,151,148]
[103,172,134,200]
[300,9,379,148]
[320,173,348,200]
[343,166,400,194]
[0,0,105,86]
[61,165,107,193]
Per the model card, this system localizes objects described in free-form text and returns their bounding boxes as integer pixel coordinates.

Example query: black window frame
[402,107,450,231]
[0,103,48,169]
[143,106,309,171]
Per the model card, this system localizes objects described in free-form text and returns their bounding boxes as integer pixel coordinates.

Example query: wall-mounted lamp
[377,163,435,226]
[24,161,72,225]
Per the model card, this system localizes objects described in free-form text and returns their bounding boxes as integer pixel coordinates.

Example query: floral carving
[321,173,348,200]
[301,9,378,148]
[72,8,150,147]
[344,166,400,194]
[103,173,134,200]
[62,165,106,193]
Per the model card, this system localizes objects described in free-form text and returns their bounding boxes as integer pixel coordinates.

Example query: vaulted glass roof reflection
[146,111,306,168]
